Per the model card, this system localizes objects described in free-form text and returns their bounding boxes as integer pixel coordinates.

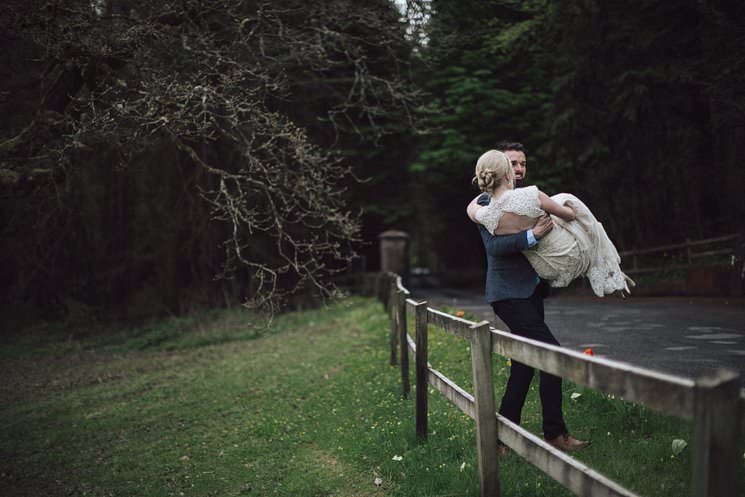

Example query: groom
[472,142,590,452]
[499,141,528,187]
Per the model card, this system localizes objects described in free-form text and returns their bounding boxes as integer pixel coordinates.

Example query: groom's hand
[532,214,554,239]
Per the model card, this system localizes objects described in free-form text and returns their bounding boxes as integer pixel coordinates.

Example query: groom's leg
[498,358,533,425]
[493,292,560,346]
[492,294,567,438]
[539,369,567,439]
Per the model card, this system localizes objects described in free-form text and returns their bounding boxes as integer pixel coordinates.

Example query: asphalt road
[409,287,745,386]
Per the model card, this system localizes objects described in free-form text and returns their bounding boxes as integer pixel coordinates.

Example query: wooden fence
[619,234,744,298]
[365,272,744,497]
[619,233,743,275]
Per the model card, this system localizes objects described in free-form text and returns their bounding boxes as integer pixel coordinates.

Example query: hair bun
[474,150,513,193]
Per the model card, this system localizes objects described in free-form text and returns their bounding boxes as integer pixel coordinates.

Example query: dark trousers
[491,284,567,440]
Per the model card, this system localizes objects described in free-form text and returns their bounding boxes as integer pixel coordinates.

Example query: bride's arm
[538,191,576,222]
[466,194,486,223]
[467,193,529,255]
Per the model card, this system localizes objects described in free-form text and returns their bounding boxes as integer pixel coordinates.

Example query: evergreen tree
[411,0,553,276]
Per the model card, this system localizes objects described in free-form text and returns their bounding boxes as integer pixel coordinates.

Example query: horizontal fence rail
[497,415,642,497]
[619,234,741,258]
[369,271,743,497]
[618,233,744,278]
[489,328,696,419]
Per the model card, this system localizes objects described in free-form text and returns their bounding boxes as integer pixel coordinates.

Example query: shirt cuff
[527,230,538,247]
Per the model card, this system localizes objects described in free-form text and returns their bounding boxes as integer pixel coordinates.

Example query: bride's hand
[532,214,554,239]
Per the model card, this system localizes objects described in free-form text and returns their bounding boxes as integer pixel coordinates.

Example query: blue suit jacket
[477,194,539,303]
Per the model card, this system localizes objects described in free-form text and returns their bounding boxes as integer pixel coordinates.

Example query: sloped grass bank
[1,297,739,496]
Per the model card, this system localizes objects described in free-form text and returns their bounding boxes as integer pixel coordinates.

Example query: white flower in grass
[374,477,383,488]
[570,392,582,400]
[392,455,403,461]
[460,462,467,472]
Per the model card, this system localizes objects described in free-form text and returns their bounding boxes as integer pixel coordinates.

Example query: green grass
[1,297,742,496]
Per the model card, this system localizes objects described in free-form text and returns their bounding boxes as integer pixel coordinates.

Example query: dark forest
[2,0,744,321]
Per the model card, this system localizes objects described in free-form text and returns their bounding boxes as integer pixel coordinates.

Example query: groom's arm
[479,226,531,256]
[482,216,554,256]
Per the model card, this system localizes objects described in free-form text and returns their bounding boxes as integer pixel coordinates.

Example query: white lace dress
[475,186,632,297]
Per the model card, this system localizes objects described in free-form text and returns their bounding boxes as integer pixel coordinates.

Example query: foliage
[538,0,745,246]
[3,0,744,314]
[0,0,420,317]
[406,0,745,275]
[409,0,555,272]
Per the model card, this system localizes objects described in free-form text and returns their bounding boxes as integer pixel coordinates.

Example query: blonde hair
[473,150,514,193]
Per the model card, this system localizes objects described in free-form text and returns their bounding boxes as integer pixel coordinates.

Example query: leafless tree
[0,0,421,315]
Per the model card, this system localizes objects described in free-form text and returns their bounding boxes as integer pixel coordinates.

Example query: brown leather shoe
[545,434,591,451]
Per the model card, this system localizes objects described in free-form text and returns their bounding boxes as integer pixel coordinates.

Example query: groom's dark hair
[497,141,525,153]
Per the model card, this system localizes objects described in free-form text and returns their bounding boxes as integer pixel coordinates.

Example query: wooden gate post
[690,368,741,497]
[378,230,410,287]
[414,301,428,440]
[398,290,410,399]
[470,321,500,497]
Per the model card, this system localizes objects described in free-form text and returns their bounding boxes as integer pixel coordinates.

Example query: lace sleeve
[502,186,544,218]
[475,201,502,234]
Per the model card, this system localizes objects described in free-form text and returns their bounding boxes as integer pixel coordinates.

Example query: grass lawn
[1,296,742,496]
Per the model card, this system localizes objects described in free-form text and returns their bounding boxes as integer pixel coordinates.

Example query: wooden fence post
[381,272,388,305]
[372,272,380,301]
[730,233,744,297]
[398,290,410,399]
[389,277,398,366]
[470,321,500,497]
[690,368,741,497]
[415,301,428,440]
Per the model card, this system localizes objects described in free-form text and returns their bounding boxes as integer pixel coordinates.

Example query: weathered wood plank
[406,333,416,353]
[619,233,739,257]
[380,273,393,311]
[470,322,500,497]
[397,290,410,399]
[427,307,472,341]
[405,298,419,311]
[427,367,475,420]
[690,369,741,497]
[625,264,718,275]
[415,302,428,440]
[689,248,733,258]
[490,328,696,419]
[394,275,410,295]
[497,415,642,497]
[388,279,397,366]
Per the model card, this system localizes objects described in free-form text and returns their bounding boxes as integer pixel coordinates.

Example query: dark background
[2,0,744,323]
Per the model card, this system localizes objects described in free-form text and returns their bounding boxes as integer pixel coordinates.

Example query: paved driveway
[409,287,745,385]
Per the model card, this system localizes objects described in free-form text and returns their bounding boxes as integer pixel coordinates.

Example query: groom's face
[505,150,527,186]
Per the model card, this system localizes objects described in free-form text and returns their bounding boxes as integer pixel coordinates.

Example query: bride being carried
[467,149,634,297]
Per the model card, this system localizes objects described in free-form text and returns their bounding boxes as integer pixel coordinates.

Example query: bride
[467,149,634,297]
